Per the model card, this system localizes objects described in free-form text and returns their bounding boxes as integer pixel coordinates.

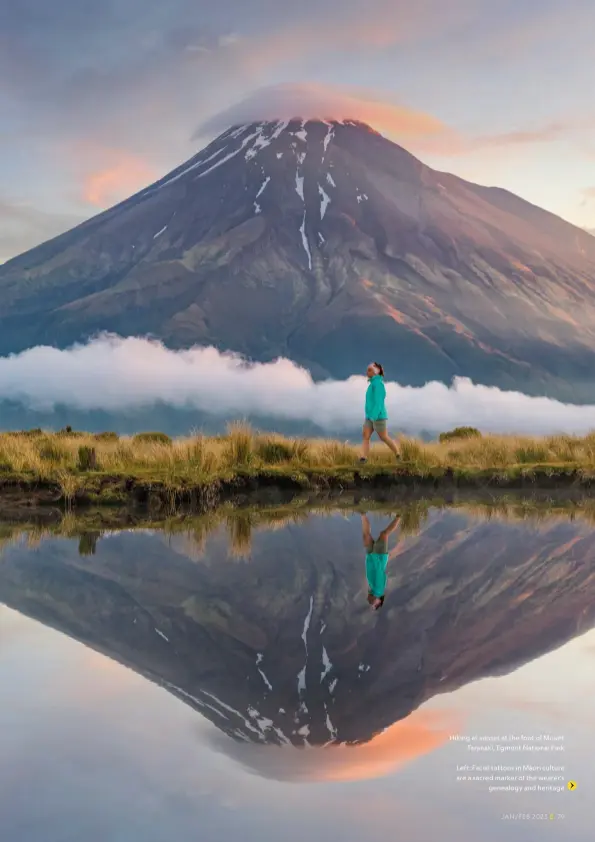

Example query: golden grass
[2,425,595,484]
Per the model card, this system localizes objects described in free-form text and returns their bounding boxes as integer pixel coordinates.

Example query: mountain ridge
[1,118,595,399]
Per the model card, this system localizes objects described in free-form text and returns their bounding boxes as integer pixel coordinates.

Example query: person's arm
[372,378,388,420]
[368,378,382,420]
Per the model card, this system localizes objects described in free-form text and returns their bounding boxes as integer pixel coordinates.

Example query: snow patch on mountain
[319,185,331,220]
[245,125,273,161]
[300,213,312,269]
[256,176,270,198]
[297,596,314,694]
[320,646,333,682]
[294,120,308,142]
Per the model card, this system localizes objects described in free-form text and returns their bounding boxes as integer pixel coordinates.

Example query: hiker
[360,362,400,462]
[361,513,401,610]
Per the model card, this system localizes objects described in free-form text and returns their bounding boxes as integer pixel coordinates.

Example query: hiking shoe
[359,457,367,464]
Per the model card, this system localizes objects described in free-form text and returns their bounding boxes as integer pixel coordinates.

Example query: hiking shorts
[364,418,387,435]
[372,537,388,554]
[364,536,389,554]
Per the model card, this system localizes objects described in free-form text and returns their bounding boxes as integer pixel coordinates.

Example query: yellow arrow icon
[567,781,577,790]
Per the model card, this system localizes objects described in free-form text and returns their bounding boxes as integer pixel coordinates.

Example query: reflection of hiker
[360,362,400,463]
[361,513,401,610]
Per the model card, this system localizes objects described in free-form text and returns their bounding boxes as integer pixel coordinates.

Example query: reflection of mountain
[1,510,594,753]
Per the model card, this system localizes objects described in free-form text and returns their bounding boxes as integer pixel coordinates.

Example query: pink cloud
[197,83,581,159]
[198,83,454,144]
[69,144,157,207]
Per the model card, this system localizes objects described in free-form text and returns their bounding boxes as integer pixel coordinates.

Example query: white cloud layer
[2,334,595,435]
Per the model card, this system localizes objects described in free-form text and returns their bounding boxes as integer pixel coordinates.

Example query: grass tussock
[438,426,482,443]
[133,432,172,446]
[94,431,119,442]
[223,422,254,467]
[1,427,595,494]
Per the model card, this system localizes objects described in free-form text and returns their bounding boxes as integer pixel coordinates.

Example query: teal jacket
[365,375,388,421]
[366,551,388,597]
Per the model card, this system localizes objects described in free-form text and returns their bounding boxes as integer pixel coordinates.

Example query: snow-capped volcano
[1,118,595,399]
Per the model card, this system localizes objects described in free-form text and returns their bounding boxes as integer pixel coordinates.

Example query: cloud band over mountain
[3,335,595,436]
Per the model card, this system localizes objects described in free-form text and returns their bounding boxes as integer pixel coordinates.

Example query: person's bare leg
[361,424,372,460]
[378,430,400,458]
[378,515,401,542]
[361,513,374,551]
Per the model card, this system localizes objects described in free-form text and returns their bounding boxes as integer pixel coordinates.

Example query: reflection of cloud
[497,694,593,731]
[0,605,40,647]
[311,709,462,782]
[209,707,461,782]
[7,334,595,435]
[497,696,567,723]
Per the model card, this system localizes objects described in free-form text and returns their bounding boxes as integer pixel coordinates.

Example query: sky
[1,0,594,263]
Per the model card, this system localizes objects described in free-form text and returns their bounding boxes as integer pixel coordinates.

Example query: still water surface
[1,504,594,840]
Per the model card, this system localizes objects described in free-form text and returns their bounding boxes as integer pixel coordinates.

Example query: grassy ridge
[3,422,595,505]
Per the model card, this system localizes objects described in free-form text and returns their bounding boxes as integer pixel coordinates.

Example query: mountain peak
[2,110,595,402]
[138,116,392,200]
[193,84,387,141]
[227,118,376,132]
[218,117,380,149]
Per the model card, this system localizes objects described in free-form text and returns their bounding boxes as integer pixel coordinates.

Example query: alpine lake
[1,491,593,841]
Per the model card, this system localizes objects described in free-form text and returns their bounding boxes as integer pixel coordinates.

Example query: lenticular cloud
[2,334,595,436]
